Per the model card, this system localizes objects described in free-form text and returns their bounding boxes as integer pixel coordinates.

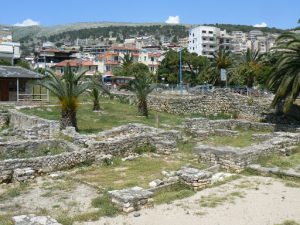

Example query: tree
[87,76,110,111]
[127,63,149,76]
[120,53,134,72]
[267,32,300,113]
[123,72,155,117]
[40,66,89,131]
[16,59,31,69]
[236,48,262,87]
[208,49,233,86]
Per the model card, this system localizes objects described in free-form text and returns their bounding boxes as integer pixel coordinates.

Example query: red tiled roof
[104,60,120,65]
[55,59,96,67]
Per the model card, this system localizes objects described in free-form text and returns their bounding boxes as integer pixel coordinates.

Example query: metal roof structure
[0,66,44,79]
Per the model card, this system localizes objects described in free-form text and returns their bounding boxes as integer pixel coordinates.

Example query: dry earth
[81,176,300,225]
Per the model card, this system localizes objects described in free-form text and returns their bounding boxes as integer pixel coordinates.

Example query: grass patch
[20,97,184,133]
[256,147,300,169]
[0,182,29,201]
[72,156,204,190]
[199,191,245,208]
[0,214,14,225]
[134,142,157,155]
[57,192,119,225]
[154,183,195,204]
[202,130,267,148]
[275,220,300,225]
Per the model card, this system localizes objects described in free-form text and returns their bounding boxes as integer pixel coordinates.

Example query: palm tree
[87,76,110,111]
[120,53,134,72]
[237,48,262,87]
[123,73,155,117]
[40,66,89,131]
[208,49,233,85]
[267,32,300,113]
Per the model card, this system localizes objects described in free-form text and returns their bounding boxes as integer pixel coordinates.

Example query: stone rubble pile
[109,186,153,213]
[13,167,35,182]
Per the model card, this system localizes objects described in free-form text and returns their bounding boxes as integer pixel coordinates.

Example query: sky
[1,0,299,29]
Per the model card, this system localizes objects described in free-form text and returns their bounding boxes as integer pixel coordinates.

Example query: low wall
[0,124,181,183]
[8,109,60,139]
[184,118,300,136]
[194,132,300,171]
[112,90,272,119]
[0,139,76,159]
[0,112,9,129]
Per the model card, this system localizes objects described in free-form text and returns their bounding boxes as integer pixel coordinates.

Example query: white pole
[16,78,19,101]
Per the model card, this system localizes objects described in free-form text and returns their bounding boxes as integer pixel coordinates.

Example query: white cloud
[253,22,267,28]
[165,16,180,24]
[14,19,40,27]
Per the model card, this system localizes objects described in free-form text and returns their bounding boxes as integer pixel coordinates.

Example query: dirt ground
[81,176,300,225]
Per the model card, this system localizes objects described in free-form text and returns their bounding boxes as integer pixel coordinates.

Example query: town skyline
[1,0,299,29]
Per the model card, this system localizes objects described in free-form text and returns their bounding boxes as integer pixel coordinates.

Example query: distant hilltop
[0,21,287,42]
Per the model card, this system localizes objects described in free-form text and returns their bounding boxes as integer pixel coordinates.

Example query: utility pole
[179,47,182,95]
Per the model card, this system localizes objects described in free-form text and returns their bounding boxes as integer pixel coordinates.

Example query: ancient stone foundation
[109,186,154,213]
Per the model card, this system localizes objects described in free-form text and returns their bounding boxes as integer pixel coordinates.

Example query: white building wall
[188,26,220,57]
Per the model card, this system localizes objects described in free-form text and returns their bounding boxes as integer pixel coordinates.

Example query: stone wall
[184,118,300,139]
[0,112,9,129]
[0,124,181,183]
[112,90,272,119]
[0,139,76,159]
[8,109,60,139]
[194,132,300,171]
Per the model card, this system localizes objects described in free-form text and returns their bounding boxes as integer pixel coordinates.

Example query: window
[151,57,154,62]
[203,38,206,41]
[209,31,213,34]
[210,38,214,41]
[144,56,147,61]
[203,45,206,47]
[210,45,214,48]
[202,30,206,33]
[193,47,195,50]
[193,33,194,37]
[114,56,118,61]
[193,40,194,43]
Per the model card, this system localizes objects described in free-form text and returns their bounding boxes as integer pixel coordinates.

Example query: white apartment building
[0,42,21,63]
[188,26,220,57]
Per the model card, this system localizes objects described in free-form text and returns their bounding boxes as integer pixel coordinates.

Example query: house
[52,59,98,76]
[0,66,47,101]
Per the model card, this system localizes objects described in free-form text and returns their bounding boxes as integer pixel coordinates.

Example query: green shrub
[134,142,157,155]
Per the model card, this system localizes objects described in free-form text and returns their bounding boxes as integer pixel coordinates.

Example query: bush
[134,142,157,155]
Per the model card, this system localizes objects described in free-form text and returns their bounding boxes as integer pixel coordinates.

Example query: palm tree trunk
[93,100,101,111]
[138,99,148,117]
[60,108,78,131]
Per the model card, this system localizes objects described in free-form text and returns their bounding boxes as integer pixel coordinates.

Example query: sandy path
[80,176,300,225]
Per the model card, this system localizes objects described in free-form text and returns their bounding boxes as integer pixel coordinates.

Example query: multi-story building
[188,26,220,57]
[34,42,77,69]
[0,42,21,64]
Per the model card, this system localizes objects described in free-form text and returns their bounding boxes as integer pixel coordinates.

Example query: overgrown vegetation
[202,130,267,148]
[134,142,157,155]
[256,147,300,169]
[154,183,195,204]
